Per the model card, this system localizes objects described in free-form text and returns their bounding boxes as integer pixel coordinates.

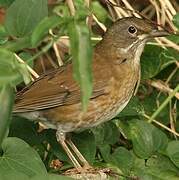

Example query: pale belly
[17,91,132,133]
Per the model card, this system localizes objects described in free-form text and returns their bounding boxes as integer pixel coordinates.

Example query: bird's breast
[39,66,139,132]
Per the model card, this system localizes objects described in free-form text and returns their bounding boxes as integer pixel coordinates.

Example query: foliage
[0,0,179,179]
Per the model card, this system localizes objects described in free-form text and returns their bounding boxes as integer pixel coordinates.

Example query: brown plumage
[13,17,169,169]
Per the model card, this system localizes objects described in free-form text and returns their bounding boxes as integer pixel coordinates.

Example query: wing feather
[14,62,109,113]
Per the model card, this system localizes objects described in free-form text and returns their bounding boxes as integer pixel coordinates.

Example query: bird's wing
[14,63,109,113]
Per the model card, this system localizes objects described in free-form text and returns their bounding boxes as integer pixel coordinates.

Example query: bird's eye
[128,25,137,34]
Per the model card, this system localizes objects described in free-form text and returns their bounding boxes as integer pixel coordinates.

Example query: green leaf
[141,90,169,125]
[133,153,179,180]
[138,171,179,180]
[0,172,73,180]
[118,97,144,117]
[129,119,154,159]
[68,20,93,110]
[141,45,177,80]
[160,48,178,70]
[0,0,15,7]
[72,131,96,164]
[0,49,31,86]
[1,37,32,52]
[110,147,134,173]
[31,16,63,47]
[92,121,119,146]
[0,25,8,45]
[98,144,111,162]
[5,0,48,37]
[141,45,163,79]
[166,141,179,168]
[173,13,179,28]
[74,0,89,20]
[0,172,29,180]
[0,137,47,177]
[146,154,179,175]
[0,85,14,147]
[0,48,20,85]
[91,1,108,23]
[9,117,45,158]
[152,126,168,152]
[116,119,131,139]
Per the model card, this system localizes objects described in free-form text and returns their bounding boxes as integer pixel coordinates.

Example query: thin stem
[144,114,179,137]
[66,0,75,16]
[148,84,179,123]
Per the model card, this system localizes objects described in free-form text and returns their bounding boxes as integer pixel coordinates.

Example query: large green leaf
[0,0,15,7]
[152,126,168,152]
[110,147,134,174]
[141,45,176,80]
[9,117,46,158]
[68,20,93,110]
[0,137,47,177]
[0,85,14,147]
[129,119,169,159]
[129,120,154,159]
[133,153,179,179]
[141,45,163,79]
[0,172,29,180]
[5,0,48,37]
[166,141,179,168]
[92,121,119,146]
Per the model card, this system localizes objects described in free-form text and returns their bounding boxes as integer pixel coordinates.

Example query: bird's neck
[94,36,146,70]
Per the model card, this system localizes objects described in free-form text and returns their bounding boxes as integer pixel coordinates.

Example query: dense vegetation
[0,0,178,179]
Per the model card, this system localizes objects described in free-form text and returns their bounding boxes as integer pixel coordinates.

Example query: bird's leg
[56,130,81,169]
[66,138,91,168]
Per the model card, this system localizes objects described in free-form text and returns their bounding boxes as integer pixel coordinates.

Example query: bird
[13,17,169,169]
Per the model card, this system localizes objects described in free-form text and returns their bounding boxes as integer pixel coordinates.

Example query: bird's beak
[149,29,170,38]
[138,29,170,41]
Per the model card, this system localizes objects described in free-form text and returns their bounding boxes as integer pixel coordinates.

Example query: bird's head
[97,16,170,66]
[106,16,169,50]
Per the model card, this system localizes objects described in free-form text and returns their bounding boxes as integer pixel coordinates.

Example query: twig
[92,14,107,32]
[45,53,58,69]
[165,66,178,84]
[160,37,179,52]
[143,114,179,137]
[175,61,179,68]
[66,0,75,16]
[53,42,64,66]
[169,101,177,139]
[147,79,179,100]
[14,54,39,79]
[163,0,177,15]
[84,0,90,7]
[108,0,129,17]
[121,0,140,17]
[148,84,179,123]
